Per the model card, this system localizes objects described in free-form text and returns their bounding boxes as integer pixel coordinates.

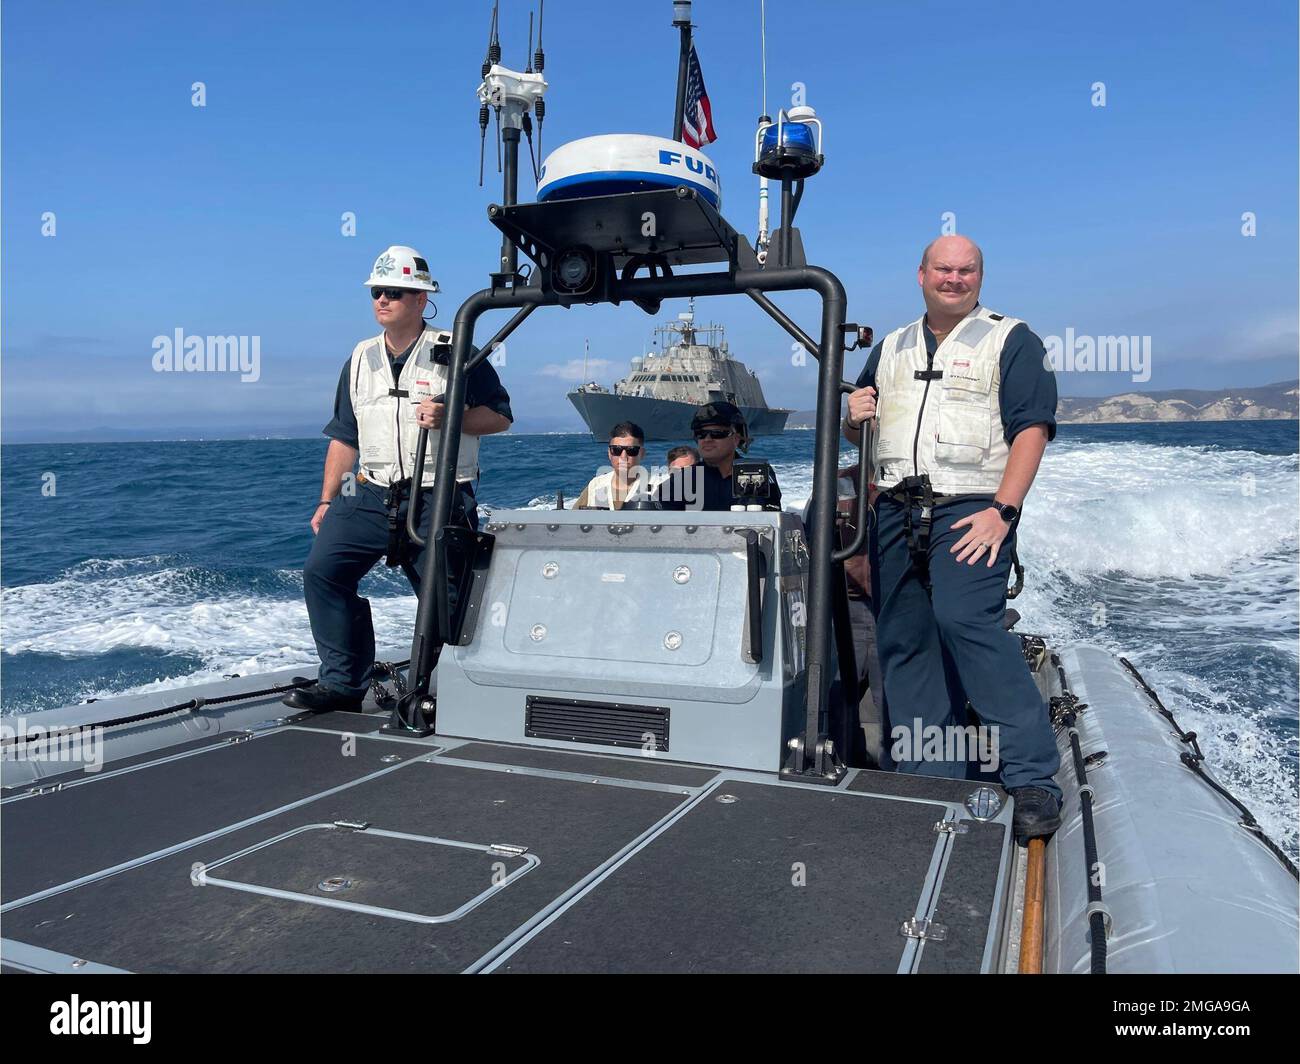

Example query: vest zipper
[391,352,406,482]
[911,344,936,477]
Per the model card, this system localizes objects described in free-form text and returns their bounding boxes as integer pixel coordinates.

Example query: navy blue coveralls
[857,319,1061,796]
[303,337,512,699]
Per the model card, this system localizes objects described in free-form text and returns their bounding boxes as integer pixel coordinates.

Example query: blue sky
[3,0,1296,440]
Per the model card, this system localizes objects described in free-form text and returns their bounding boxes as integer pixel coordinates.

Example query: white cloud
[537,358,613,381]
[1208,312,1300,363]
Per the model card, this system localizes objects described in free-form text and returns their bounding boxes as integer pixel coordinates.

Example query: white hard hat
[363,245,440,291]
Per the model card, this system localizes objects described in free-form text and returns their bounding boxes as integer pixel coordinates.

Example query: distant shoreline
[8,382,1296,445]
[4,417,1297,447]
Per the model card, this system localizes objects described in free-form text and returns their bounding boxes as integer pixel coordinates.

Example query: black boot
[282,682,364,714]
[1008,786,1062,843]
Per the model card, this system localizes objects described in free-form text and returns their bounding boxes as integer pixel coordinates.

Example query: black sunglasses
[608,444,642,457]
[371,287,409,301]
[693,429,733,441]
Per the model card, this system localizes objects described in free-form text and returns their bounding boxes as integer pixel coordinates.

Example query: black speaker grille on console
[524,696,670,752]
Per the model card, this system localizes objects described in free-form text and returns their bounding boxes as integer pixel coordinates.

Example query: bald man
[843,235,1061,842]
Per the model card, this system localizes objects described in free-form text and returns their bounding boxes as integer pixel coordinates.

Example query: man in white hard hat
[285,245,513,714]
[842,235,1060,842]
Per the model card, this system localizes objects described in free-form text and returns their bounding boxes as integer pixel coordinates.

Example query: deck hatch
[192,823,538,925]
[525,695,669,752]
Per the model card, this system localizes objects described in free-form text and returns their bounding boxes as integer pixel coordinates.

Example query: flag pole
[672,1,692,141]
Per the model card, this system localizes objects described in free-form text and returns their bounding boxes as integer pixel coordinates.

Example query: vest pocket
[934,365,993,465]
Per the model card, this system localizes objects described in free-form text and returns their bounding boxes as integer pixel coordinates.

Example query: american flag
[681,42,717,148]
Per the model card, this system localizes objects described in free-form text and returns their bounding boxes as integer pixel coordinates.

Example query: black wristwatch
[993,499,1020,523]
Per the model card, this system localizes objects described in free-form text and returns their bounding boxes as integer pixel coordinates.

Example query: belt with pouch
[879,475,995,592]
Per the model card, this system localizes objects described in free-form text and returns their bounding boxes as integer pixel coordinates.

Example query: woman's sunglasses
[608,445,642,457]
[371,287,409,301]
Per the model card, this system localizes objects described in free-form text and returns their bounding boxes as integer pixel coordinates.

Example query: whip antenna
[478,3,499,185]
[534,0,546,159]
[755,0,771,260]
[535,0,546,72]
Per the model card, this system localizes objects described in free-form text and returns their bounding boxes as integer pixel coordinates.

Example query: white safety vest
[348,327,481,488]
[873,305,1024,495]
[576,467,653,509]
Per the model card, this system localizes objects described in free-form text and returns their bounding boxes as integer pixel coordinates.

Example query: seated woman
[655,402,782,511]
[572,421,654,509]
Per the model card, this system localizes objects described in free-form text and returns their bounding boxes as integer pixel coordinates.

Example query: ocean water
[3,422,1297,853]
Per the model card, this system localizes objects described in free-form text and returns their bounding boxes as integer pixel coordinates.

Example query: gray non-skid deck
[1,724,1013,973]
[498,779,987,973]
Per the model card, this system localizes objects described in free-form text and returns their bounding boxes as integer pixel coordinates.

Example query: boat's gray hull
[568,389,791,440]
[1046,644,1298,974]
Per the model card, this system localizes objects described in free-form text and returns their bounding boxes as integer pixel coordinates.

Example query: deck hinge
[31,781,64,796]
[934,818,971,836]
[228,732,255,744]
[487,843,529,858]
[900,917,948,942]
[332,820,371,831]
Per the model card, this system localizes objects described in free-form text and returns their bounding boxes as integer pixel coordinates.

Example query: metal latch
[934,818,970,835]
[900,917,947,941]
[786,529,809,568]
[487,843,529,858]
[332,820,371,831]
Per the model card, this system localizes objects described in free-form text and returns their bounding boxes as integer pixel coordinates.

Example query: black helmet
[691,401,750,452]
[691,401,747,431]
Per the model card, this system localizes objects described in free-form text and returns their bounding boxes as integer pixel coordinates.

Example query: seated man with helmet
[284,244,513,715]
[572,421,655,509]
[654,402,783,512]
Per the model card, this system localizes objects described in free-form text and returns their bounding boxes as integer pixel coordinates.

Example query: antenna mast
[477,0,550,285]
[756,0,771,262]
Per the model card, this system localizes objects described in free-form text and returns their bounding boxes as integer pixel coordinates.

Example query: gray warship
[568,302,793,440]
[2,1,1296,979]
